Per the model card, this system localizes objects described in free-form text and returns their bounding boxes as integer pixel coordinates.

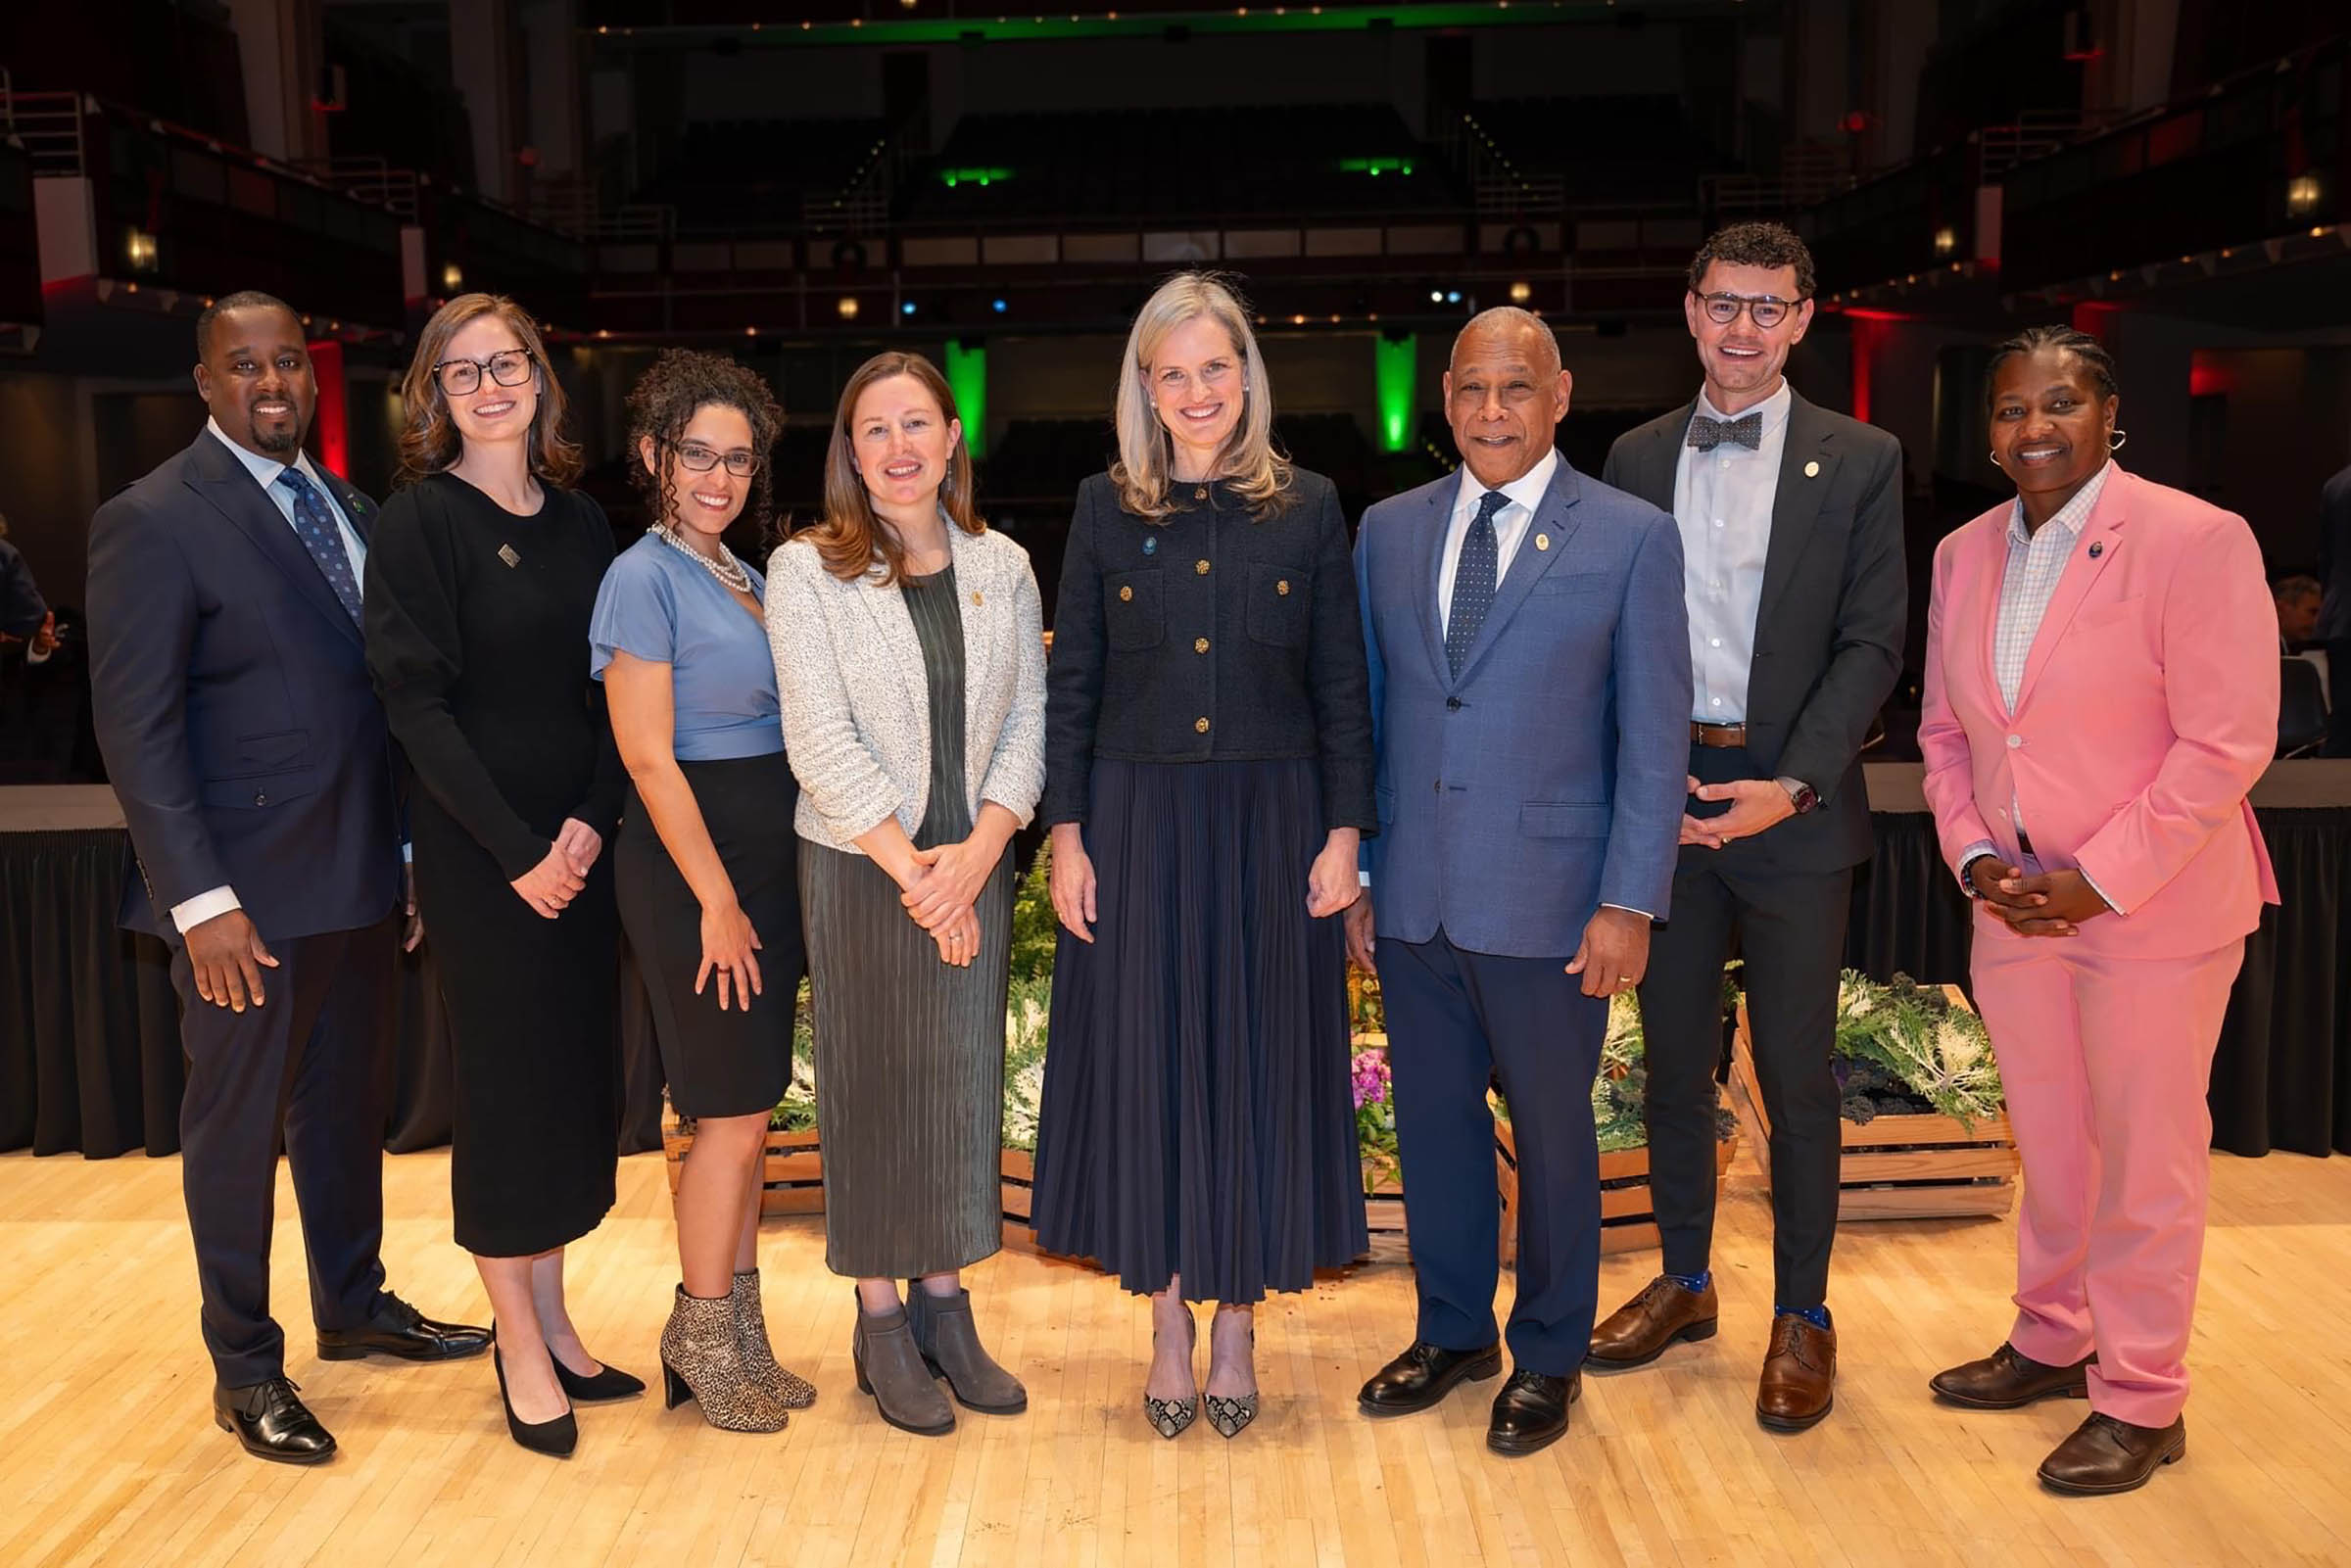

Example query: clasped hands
[900,829,1005,968]
[1679,775,1797,848]
[1967,858,2112,936]
[509,817,603,919]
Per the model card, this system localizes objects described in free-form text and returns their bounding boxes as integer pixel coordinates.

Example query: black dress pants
[173,913,397,1388]
[1638,750,1850,1307]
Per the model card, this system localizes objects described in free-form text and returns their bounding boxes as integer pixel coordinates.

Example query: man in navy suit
[1346,308,1691,1454]
[87,292,486,1466]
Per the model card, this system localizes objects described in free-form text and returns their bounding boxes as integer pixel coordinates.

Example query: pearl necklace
[654,522,752,594]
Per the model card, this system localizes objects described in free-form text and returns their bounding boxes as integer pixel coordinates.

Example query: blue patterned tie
[1445,489,1509,679]
[276,467,361,623]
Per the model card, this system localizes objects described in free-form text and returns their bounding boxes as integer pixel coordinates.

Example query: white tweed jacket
[766,521,1047,853]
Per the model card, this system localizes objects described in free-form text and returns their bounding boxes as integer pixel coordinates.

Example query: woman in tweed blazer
[765,351,1045,1438]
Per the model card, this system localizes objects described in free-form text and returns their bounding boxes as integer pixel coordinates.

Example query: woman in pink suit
[1917,324,2279,1496]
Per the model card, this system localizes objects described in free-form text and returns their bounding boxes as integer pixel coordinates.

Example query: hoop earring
[2108,428,2128,451]
[1988,450,2002,466]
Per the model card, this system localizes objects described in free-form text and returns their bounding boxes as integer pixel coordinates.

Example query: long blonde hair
[803,351,985,585]
[1110,272,1291,520]
[395,294,580,487]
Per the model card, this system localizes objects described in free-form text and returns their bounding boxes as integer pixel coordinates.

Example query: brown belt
[1691,722,1748,748]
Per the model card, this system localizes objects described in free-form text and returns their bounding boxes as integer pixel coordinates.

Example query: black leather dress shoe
[1487,1368,1579,1455]
[214,1377,336,1465]
[317,1295,491,1362]
[1357,1340,1504,1416]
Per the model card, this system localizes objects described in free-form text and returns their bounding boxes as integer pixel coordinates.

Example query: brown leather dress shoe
[2038,1411,2186,1496]
[1754,1313,1835,1431]
[1585,1274,1719,1370]
[1930,1343,2092,1409]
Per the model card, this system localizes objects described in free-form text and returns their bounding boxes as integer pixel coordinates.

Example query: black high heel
[491,1326,579,1458]
[552,1354,646,1403]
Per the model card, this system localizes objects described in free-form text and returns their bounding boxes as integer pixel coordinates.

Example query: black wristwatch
[1777,777,1819,815]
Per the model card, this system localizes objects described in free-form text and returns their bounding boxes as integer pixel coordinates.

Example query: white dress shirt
[170,423,377,934]
[1954,461,2121,910]
[1672,379,1792,724]
[1437,446,1559,638]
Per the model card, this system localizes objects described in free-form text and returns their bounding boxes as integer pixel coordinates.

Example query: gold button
[1194,637,1210,653]
[1119,585,1133,601]
[1195,717,1211,734]
[1276,579,1290,595]
[1194,487,1208,500]
[971,590,984,606]
[1195,559,1211,575]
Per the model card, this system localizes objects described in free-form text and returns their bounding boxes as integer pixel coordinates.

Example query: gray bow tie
[1687,411,1763,451]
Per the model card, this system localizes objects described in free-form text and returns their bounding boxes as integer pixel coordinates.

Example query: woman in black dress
[593,350,814,1432]
[1032,272,1375,1440]
[364,294,635,1458]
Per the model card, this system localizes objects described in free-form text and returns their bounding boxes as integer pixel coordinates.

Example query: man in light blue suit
[1345,309,1691,1455]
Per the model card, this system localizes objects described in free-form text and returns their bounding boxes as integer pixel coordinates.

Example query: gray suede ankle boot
[907,1283,1029,1414]
[853,1292,956,1436]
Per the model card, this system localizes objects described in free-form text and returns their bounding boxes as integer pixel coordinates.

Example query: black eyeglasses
[676,443,762,479]
[433,349,535,396]
[1697,293,1799,329]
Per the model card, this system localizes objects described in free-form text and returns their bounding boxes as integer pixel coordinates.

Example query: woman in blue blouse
[591,350,814,1432]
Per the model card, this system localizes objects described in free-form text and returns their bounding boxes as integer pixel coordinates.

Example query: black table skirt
[8,809,2347,1161]
[0,827,667,1160]
[1847,808,2351,1159]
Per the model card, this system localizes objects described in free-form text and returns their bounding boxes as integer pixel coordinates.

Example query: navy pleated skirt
[1031,757,1368,1302]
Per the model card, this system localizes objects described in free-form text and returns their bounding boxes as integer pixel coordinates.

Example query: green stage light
[946,340,987,460]
[940,166,1013,188]
[1374,335,1416,454]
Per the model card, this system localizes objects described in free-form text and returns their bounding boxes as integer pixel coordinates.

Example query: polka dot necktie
[276,467,362,624]
[1445,489,1509,679]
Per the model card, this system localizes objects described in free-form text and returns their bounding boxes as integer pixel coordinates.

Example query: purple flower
[1352,1047,1391,1110]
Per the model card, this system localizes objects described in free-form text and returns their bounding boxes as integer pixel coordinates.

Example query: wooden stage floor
[2,1145,2347,1567]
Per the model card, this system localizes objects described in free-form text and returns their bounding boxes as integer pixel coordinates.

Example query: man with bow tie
[1588,223,1906,1431]
[86,292,487,1466]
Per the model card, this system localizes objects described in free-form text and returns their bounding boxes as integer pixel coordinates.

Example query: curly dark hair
[1984,323,2119,407]
[1687,220,1817,301]
[625,348,787,543]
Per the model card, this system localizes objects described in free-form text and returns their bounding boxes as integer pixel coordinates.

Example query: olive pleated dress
[765,524,1047,1282]
[365,472,624,1258]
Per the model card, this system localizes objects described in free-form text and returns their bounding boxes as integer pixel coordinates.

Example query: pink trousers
[1968,933,2244,1428]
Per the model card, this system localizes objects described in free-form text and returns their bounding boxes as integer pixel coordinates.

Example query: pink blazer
[1918,466,2279,959]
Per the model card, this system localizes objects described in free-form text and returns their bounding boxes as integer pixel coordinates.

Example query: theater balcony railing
[3,90,406,330]
[561,202,1700,337]
[1998,34,2347,296]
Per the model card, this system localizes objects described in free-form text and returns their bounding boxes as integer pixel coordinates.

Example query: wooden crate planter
[1594,1132,1741,1256]
[1729,991,2018,1221]
[661,1107,826,1216]
[999,1148,1039,1252]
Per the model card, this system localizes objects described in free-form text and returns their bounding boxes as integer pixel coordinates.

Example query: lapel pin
[1534,533,1551,551]
[1803,460,1821,478]
[2087,542,2104,559]
[971,590,984,606]
[1143,536,1157,554]
[498,544,520,568]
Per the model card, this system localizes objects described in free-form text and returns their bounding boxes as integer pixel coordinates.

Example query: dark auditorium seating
[903,105,1464,221]
[1464,96,1724,204]
[640,119,891,229]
